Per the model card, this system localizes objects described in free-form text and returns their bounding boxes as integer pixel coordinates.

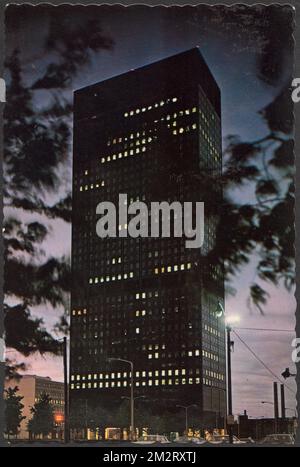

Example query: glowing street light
[225,315,240,326]
[214,301,240,445]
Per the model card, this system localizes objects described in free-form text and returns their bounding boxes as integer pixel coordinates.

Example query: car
[239,437,255,444]
[259,434,294,445]
[174,436,207,445]
[134,434,171,445]
[208,435,246,445]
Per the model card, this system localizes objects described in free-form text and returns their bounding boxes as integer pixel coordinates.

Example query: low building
[237,410,296,440]
[5,375,64,439]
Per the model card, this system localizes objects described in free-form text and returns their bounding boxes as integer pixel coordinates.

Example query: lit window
[136,328,140,334]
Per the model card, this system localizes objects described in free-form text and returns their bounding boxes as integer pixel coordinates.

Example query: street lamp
[215,302,239,445]
[261,401,297,418]
[176,404,198,435]
[108,358,135,440]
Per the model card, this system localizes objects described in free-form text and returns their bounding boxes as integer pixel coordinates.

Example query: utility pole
[63,337,70,443]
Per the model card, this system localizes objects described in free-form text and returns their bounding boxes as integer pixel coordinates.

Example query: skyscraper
[70,48,226,430]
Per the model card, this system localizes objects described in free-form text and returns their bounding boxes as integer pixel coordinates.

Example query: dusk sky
[5,5,296,418]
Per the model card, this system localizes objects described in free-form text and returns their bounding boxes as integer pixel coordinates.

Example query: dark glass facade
[70,48,226,426]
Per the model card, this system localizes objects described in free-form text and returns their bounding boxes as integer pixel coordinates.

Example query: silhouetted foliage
[4,7,114,375]
[4,386,26,438]
[27,393,54,438]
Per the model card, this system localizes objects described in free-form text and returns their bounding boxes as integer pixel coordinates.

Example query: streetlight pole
[215,302,236,445]
[176,404,197,435]
[108,358,134,440]
[55,337,70,443]
[226,325,234,444]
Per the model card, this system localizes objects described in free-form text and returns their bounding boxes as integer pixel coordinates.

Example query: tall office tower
[70,48,226,430]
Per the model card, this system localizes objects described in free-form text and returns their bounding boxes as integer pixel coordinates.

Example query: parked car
[134,434,171,445]
[259,434,294,445]
[174,436,207,445]
[208,435,246,445]
[239,437,255,444]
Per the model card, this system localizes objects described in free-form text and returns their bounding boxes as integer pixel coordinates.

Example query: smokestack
[273,382,279,433]
[281,384,286,419]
